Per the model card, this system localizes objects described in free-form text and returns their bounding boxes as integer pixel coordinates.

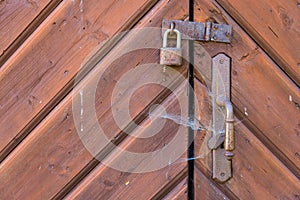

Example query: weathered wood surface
[162,168,232,200]
[64,77,300,200]
[0,0,59,61]
[194,168,231,200]
[216,0,300,85]
[64,80,228,200]
[195,0,300,177]
[64,82,188,200]
[162,178,187,200]
[0,0,299,199]
[0,0,158,161]
[193,80,300,200]
[0,0,188,199]
[196,119,300,199]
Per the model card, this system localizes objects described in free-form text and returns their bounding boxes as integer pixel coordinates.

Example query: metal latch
[160,20,234,183]
[162,20,232,43]
[208,53,235,183]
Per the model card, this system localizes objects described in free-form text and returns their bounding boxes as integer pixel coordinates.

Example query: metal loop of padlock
[162,29,181,49]
[160,28,182,66]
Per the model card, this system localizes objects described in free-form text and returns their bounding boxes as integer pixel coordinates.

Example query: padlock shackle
[163,29,181,49]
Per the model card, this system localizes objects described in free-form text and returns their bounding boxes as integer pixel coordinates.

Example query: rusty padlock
[160,28,182,66]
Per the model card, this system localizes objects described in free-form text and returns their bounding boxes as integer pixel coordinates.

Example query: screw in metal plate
[225,31,231,38]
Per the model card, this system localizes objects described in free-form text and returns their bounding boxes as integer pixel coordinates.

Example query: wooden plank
[194,168,231,200]
[0,0,159,160]
[63,80,230,200]
[0,0,189,199]
[161,166,232,200]
[193,80,300,199]
[0,0,63,67]
[162,178,187,200]
[216,0,300,85]
[0,0,55,58]
[196,122,300,199]
[194,0,300,176]
[64,82,188,200]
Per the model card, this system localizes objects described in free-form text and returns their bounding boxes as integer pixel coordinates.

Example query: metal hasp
[208,53,235,183]
[160,20,234,183]
[162,20,232,43]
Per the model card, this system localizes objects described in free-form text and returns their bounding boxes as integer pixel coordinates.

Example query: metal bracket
[208,53,234,183]
[161,20,234,183]
[162,20,232,43]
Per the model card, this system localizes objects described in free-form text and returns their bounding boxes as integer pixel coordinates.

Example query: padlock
[160,28,182,66]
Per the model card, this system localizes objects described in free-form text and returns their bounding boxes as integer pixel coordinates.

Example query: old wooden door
[0,0,299,199]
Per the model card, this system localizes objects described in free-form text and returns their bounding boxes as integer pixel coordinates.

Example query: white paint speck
[79,0,84,12]
[80,90,84,132]
[289,95,293,102]
[244,107,249,116]
[79,0,84,33]
[125,181,130,186]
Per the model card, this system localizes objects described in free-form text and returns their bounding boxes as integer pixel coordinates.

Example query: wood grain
[162,178,187,200]
[194,80,300,200]
[0,0,63,67]
[64,82,189,200]
[196,122,300,199]
[194,167,231,200]
[160,165,232,200]
[0,0,53,58]
[216,0,300,85]
[0,0,159,161]
[0,0,299,199]
[63,80,225,200]
[0,0,189,199]
[194,0,300,176]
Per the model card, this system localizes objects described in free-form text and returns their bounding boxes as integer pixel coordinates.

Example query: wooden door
[0,0,299,199]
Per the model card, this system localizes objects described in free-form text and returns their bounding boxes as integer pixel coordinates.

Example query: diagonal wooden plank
[0,0,159,161]
[196,122,300,199]
[194,0,300,177]
[64,82,189,200]
[161,168,232,200]
[194,167,232,200]
[216,0,300,86]
[0,0,189,199]
[0,0,60,61]
[193,80,300,200]
[162,178,187,200]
